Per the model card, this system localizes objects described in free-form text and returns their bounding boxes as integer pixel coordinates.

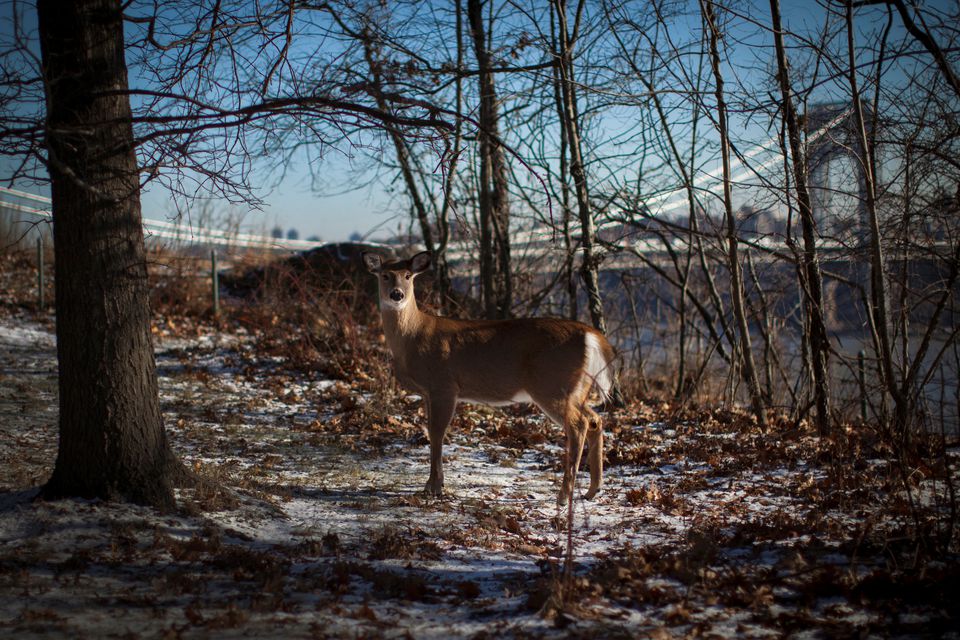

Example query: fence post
[858,350,867,423]
[36,236,44,309]
[211,249,219,316]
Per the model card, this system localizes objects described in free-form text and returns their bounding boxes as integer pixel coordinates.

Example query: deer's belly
[458,390,533,407]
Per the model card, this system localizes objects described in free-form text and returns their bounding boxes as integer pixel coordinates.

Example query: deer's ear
[410,251,432,274]
[362,252,383,273]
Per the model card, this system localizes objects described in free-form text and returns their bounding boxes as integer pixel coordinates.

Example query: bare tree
[853,0,960,101]
[602,1,722,401]
[550,0,624,404]
[548,4,580,321]
[467,0,513,318]
[769,0,832,435]
[360,28,455,305]
[550,0,604,331]
[844,0,899,429]
[702,0,766,424]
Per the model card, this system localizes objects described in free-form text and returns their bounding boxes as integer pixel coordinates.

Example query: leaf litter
[1,309,958,638]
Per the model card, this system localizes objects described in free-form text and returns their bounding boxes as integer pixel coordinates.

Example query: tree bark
[769,0,832,436]
[38,0,180,509]
[467,0,512,319]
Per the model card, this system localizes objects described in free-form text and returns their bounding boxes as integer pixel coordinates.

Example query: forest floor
[0,257,958,638]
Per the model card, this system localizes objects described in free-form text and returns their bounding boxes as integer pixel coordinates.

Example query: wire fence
[2,181,957,436]
[0,185,336,325]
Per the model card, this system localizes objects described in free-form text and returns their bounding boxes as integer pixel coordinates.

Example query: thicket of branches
[283,0,958,446]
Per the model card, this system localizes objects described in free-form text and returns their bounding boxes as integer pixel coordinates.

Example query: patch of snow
[0,320,55,349]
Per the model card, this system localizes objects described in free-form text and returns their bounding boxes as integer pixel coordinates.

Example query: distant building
[286,228,299,240]
[384,233,422,246]
[738,205,784,238]
[271,226,284,239]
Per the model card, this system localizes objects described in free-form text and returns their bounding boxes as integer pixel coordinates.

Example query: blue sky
[140,160,394,243]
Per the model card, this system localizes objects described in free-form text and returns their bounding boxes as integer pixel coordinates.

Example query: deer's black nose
[390,289,404,302]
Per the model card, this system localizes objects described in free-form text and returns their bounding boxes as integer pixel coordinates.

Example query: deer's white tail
[583,332,614,402]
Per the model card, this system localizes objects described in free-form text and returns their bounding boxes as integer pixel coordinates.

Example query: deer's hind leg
[559,404,590,505]
[530,384,602,504]
[532,391,589,506]
[583,405,603,500]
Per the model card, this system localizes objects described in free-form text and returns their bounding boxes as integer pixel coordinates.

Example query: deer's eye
[405,273,411,280]
[381,274,389,280]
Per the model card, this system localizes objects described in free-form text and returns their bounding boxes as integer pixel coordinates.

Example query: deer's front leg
[424,391,457,496]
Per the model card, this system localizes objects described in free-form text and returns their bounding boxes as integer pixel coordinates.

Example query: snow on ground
[0,321,55,349]
[0,312,957,638]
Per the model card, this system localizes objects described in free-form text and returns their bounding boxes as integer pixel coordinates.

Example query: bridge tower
[804,102,873,239]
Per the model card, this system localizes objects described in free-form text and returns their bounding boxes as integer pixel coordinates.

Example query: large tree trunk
[38,0,180,509]
[467,0,512,319]
[769,0,832,436]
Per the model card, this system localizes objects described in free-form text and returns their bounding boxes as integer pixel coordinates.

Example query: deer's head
[363,251,432,312]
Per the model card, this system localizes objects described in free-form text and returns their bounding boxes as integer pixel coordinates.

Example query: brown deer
[363,250,615,503]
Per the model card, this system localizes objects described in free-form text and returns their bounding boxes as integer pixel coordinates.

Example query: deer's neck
[381,299,432,354]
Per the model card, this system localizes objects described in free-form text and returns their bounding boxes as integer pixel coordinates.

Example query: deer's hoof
[584,486,600,500]
[424,479,444,497]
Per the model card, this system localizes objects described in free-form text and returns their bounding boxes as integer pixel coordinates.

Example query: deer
[362,250,616,504]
